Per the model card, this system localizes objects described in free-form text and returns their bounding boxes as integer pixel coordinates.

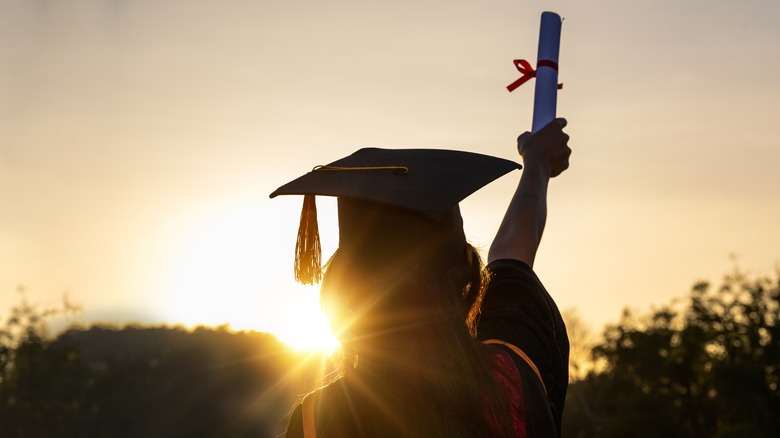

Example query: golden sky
[2,0,779,349]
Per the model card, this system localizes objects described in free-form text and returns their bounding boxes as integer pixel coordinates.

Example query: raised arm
[488,119,571,267]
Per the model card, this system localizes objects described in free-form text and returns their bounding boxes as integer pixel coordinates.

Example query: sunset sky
[2,0,779,350]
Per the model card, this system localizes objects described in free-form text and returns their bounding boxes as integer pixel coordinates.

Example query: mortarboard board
[270,148,521,284]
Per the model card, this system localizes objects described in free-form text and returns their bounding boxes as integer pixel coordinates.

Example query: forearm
[488,119,569,267]
[488,162,550,267]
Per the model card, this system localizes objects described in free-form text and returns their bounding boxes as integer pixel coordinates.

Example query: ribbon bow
[507,59,563,92]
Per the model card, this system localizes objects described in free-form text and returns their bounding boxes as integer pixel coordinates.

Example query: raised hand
[517,118,571,178]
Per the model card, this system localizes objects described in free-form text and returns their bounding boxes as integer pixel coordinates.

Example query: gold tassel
[294,194,322,284]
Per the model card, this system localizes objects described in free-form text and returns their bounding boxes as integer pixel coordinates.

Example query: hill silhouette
[0,322,328,437]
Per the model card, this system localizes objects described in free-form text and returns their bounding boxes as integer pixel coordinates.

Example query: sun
[159,200,341,353]
[266,288,342,353]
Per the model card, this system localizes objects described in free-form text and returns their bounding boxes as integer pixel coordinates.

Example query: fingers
[542,118,567,133]
[550,145,571,178]
[519,118,567,141]
[550,139,572,177]
[535,119,568,143]
[546,120,569,148]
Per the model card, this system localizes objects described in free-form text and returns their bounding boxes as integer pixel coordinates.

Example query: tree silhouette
[563,267,780,438]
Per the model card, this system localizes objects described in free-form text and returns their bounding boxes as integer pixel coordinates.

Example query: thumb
[517,131,533,152]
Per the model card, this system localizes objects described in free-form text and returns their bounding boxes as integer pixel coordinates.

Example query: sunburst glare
[161,201,340,353]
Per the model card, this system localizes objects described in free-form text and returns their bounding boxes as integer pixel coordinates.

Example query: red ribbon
[506,59,563,92]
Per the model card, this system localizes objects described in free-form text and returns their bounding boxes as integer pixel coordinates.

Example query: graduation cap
[270,148,521,284]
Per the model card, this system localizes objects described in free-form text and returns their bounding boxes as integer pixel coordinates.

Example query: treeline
[0,307,330,437]
[2,266,778,437]
[562,268,780,438]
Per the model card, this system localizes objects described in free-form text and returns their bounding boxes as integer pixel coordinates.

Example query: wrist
[520,157,552,179]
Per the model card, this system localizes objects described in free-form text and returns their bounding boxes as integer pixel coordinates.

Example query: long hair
[316,244,513,437]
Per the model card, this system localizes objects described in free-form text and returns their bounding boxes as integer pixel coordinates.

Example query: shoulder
[485,259,546,296]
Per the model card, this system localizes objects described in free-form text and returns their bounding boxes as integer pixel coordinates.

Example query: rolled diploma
[531,12,562,133]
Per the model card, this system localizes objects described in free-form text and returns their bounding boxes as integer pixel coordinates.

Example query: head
[319,197,488,363]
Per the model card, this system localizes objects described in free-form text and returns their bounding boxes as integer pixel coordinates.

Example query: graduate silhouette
[272,119,571,437]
